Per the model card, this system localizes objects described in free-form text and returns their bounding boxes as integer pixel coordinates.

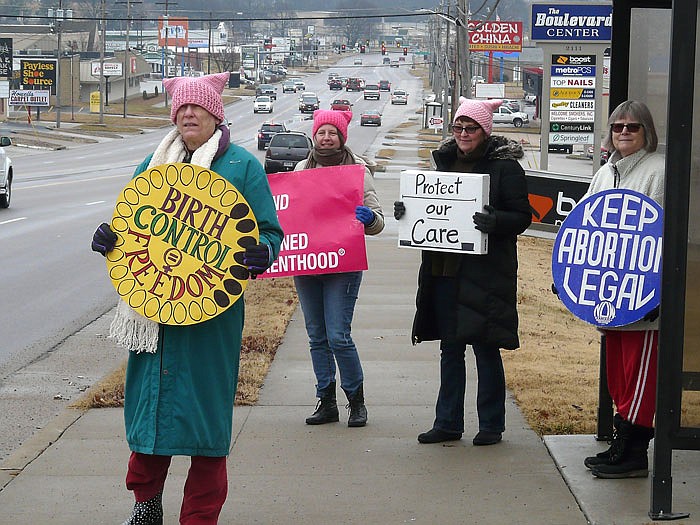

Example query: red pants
[604,329,658,428]
[126,452,228,525]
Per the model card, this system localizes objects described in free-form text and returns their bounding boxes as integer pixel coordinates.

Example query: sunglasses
[611,122,643,133]
[451,124,481,135]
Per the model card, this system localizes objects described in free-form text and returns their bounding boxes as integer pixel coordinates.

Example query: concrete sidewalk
[2,152,700,524]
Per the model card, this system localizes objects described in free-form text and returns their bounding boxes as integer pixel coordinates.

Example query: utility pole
[99,0,105,124]
[457,0,471,99]
[442,4,450,137]
[207,12,212,74]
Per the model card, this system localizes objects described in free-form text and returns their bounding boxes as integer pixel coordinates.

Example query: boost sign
[107,163,259,325]
[552,189,663,327]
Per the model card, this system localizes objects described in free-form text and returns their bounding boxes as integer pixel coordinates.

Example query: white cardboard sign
[398,170,490,254]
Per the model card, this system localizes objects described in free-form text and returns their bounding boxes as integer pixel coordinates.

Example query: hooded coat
[123,140,283,457]
[411,135,532,350]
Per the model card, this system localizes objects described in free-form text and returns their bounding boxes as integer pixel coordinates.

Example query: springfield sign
[531,4,613,41]
[552,189,663,327]
[398,170,489,254]
[107,163,258,325]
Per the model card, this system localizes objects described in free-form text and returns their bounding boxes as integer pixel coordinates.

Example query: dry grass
[72,278,298,410]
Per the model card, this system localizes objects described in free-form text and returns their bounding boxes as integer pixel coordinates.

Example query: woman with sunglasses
[394,97,531,446]
[581,100,665,479]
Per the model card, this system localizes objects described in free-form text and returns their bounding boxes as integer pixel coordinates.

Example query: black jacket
[411,135,532,349]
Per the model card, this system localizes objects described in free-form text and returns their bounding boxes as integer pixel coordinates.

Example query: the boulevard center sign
[107,163,258,325]
[552,189,663,327]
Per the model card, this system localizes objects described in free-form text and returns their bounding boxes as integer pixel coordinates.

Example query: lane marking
[86,200,106,206]
[0,217,27,225]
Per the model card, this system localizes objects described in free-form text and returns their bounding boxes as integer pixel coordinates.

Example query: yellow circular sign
[107,163,259,325]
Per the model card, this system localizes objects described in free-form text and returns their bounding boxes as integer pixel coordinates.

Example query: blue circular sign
[551,189,663,327]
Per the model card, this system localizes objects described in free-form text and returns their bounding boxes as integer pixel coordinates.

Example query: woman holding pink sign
[294,109,384,428]
[580,100,665,479]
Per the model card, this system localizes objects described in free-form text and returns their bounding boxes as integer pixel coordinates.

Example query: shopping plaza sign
[531,4,613,41]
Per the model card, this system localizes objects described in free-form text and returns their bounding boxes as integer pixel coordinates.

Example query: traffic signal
[403,47,408,56]
[381,45,386,55]
[341,44,346,52]
[360,45,366,54]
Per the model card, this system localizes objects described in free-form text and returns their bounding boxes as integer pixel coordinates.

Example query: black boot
[584,413,626,469]
[591,422,654,479]
[306,382,339,425]
[345,383,367,427]
[121,491,163,525]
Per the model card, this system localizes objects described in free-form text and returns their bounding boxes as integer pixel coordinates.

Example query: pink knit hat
[452,97,502,136]
[163,72,230,124]
[312,109,352,142]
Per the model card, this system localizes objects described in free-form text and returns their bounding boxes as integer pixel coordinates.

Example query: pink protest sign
[262,164,368,278]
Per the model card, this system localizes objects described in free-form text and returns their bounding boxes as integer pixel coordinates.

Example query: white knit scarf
[109,127,222,353]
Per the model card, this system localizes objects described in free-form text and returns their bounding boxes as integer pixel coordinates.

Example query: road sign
[429,117,444,129]
[91,62,123,77]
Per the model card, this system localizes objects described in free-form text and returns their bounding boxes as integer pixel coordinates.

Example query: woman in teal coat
[91,72,283,525]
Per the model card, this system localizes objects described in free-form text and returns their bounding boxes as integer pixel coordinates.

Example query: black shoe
[472,431,502,446]
[591,455,649,478]
[417,428,462,444]
[305,382,339,425]
[346,383,367,427]
[121,491,163,525]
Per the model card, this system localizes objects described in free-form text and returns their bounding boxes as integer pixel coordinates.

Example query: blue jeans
[430,277,505,434]
[294,272,364,398]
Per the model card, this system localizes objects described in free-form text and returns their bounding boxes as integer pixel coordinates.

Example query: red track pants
[126,452,228,524]
[604,329,658,428]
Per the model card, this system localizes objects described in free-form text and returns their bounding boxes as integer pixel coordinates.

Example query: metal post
[99,0,105,123]
[207,12,212,74]
[122,0,131,118]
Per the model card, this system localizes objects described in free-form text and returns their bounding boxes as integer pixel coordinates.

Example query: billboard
[158,16,189,47]
[20,59,57,94]
[0,38,12,78]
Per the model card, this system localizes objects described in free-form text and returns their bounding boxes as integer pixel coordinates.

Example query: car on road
[292,79,306,91]
[255,83,277,100]
[492,106,529,127]
[257,122,287,150]
[382,57,391,65]
[378,80,391,91]
[264,131,313,174]
[390,89,408,105]
[298,92,320,113]
[363,84,380,100]
[328,79,343,90]
[330,98,353,111]
[0,136,13,208]
[390,59,399,68]
[360,110,382,126]
[502,99,521,112]
[346,77,363,91]
[354,57,363,65]
[253,95,273,114]
[282,81,296,93]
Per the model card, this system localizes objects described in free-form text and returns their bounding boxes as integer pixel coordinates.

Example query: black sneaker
[472,431,502,446]
[417,428,462,444]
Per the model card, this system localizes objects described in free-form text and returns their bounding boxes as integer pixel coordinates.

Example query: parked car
[524,93,537,104]
[548,144,573,154]
[282,81,297,93]
[298,92,320,113]
[588,145,610,165]
[502,99,521,112]
[257,122,287,150]
[253,95,274,114]
[492,106,529,127]
[0,136,13,208]
[255,83,277,100]
[264,131,313,174]
[360,110,382,126]
[390,89,408,105]
[330,99,353,111]
[363,84,380,100]
[328,79,343,90]
[378,80,391,91]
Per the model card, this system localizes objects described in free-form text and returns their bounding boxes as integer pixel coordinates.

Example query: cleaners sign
[552,189,663,327]
[107,163,258,325]
[398,170,489,254]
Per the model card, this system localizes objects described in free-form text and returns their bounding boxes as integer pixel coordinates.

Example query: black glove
[394,201,406,220]
[551,283,559,295]
[473,205,498,233]
[643,306,660,322]
[243,243,271,279]
[91,222,117,256]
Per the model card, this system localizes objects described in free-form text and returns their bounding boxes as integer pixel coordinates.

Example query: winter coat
[124,143,283,457]
[411,135,532,349]
[583,148,665,331]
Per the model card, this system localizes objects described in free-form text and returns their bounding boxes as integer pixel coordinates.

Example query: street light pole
[122,0,131,118]
[49,3,71,128]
